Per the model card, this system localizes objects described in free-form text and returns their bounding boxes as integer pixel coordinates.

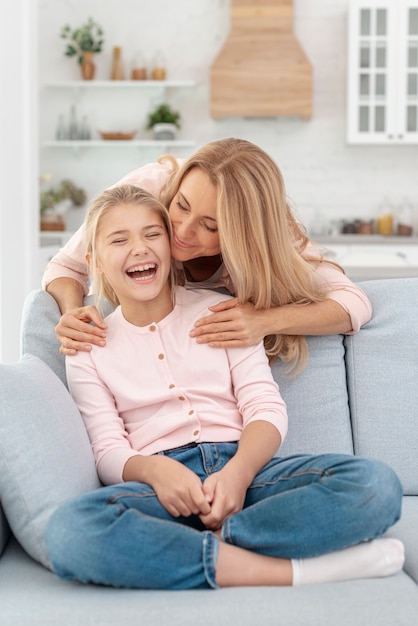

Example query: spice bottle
[55,114,66,140]
[69,105,78,140]
[151,51,166,80]
[111,46,125,80]
[131,53,147,80]
[397,198,414,236]
[377,198,394,236]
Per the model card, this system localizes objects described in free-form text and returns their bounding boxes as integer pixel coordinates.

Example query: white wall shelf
[40,230,75,245]
[44,80,196,89]
[43,80,196,103]
[43,139,195,147]
[41,80,197,150]
[42,139,195,154]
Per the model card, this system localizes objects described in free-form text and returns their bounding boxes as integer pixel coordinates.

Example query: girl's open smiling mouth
[126,263,158,281]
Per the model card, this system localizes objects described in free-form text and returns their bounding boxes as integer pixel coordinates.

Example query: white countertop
[312,235,418,280]
[313,235,418,245]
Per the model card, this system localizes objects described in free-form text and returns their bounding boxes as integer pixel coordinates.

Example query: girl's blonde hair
[160,138,335,372]
[84,184,175,311]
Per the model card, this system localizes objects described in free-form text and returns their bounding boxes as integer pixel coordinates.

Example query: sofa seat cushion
[0,355,100,568]
[387,496,418,584]
[0,536,417,626]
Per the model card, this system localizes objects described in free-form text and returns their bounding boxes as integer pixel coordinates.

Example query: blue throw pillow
[0,355,100,568]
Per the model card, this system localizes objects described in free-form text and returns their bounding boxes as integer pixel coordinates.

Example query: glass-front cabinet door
[347,0,418,143]
[399,3,418,139]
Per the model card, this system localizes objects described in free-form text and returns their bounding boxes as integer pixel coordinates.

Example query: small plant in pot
[40,177,87,231]
[60,17,104,79]
[146,103,181,140]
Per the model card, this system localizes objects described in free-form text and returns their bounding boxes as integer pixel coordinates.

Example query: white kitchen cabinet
[347,0,418,144]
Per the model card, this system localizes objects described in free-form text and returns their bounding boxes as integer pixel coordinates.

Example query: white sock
[291,538,405,586]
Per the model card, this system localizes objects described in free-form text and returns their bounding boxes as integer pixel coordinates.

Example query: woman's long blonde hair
[160,138,333,372]
[84,184,175,311]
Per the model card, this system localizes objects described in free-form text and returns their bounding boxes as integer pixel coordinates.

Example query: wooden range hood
[210,0,312,119]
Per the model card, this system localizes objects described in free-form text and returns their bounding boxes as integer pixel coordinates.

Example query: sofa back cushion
[21,289,114,388]
[345,278,418,495]
[20,289,68,386]
[271,334,354,457]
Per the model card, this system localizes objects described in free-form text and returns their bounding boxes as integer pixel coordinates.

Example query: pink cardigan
[42,159,372,333]
[66,287,288,485]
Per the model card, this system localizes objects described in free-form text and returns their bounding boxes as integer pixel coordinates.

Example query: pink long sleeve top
[66,287,288,485]
[42,159,372,333]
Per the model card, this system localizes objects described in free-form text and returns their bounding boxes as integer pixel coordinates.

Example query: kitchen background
[1,0,417,361]
[38,0,418,232]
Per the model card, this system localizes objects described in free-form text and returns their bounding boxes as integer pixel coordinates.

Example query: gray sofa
[0,278,417,625]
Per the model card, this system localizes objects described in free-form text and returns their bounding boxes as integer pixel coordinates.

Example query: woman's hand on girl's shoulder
[189,297,267,348]
[55,305,107,356]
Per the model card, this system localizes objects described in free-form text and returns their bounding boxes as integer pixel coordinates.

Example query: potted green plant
[60,18,104,79]
[146,103,181,140]
[40,177,87,231]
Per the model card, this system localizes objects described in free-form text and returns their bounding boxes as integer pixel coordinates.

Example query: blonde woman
[43,138,372,371]
[45,185,403,589]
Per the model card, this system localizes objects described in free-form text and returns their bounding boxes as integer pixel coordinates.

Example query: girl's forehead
[100,203,164,227]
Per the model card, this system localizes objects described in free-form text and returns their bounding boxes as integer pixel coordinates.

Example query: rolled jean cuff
[202,531,219,589]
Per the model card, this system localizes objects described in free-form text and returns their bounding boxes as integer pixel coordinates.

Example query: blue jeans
[45,443,402,589]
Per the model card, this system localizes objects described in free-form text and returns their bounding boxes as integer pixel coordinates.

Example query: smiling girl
[44,184,403,590]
